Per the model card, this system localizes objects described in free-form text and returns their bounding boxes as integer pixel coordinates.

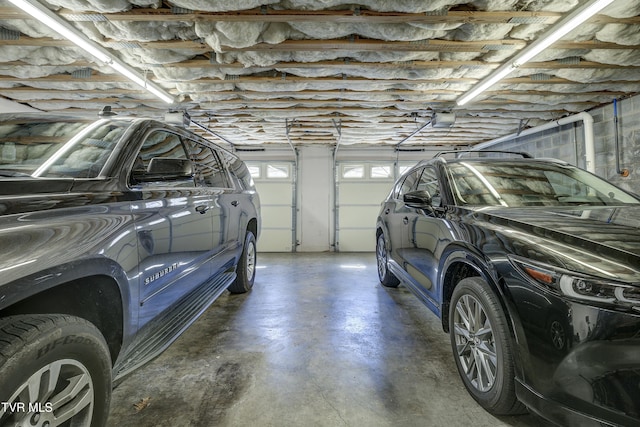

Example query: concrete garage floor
[107,253,552,427]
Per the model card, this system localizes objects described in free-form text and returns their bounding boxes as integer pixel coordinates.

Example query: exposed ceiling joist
[0,0,638,147]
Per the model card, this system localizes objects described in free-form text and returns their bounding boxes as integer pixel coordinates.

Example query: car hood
[466,205,640,279]
[0,179,74,195]
[0,179,121,216]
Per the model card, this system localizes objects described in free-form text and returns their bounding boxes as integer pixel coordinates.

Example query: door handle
[231,200,239,207]
[403,216,409,225]
[195,205,210,214]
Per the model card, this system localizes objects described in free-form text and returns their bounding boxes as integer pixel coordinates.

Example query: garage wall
[482,94,640,194]
[298,145,333,252]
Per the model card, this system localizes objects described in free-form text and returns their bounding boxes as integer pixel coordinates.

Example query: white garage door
[336,162,396,252]
[247,162,295,252]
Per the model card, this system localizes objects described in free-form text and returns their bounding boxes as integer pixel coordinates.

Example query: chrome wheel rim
[1,359,94,427]
[246,240,256,280]
[453,294,497,392]
[376,235,387,280]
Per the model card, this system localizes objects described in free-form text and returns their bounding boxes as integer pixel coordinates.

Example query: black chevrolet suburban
[0,111,260,426]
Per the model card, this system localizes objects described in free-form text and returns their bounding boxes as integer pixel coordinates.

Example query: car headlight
[510,257,640,312]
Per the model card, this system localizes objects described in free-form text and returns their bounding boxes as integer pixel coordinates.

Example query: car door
[129,129,217,327]
[381,168,422,266]
[182,138,236,277]
[400,166,454,311]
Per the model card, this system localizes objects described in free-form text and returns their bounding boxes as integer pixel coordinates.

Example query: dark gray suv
[0,112,260,426]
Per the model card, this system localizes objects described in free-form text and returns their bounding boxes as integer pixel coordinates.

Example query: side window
[131,130,194,187]
[183,139,230,188]
[417,167,442,207]
[220,149,252,190]
[396,169,421,199]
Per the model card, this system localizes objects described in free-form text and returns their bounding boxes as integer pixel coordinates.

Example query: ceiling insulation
[0,0,638,147]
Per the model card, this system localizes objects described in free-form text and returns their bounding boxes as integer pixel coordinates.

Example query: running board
[113,271,235,381]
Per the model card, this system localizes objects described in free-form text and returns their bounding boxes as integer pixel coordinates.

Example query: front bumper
[509,284,640,426]
[516,363,639,427]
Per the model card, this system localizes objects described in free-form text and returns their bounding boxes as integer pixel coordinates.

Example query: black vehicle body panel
[0,114,260,380]
[377,157,640,426]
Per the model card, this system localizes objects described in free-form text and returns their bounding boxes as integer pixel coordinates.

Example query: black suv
[0,112,260,426]
[376,152,640,426]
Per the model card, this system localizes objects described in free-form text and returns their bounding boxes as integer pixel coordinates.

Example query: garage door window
[341,164,365,179]
[266,164,290,179]
[247,164,261,179]
[370,165,392,179]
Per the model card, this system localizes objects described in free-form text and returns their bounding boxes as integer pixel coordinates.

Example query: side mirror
[404,190,432,209]
[132,157,193,182]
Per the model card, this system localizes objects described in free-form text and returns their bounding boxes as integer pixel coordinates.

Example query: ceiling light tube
[7,0,174,104]
[456,63,516,107]
[108,60,146,87]
[108,60,174,104]
[145,84,176,105]
[456,0,617,106]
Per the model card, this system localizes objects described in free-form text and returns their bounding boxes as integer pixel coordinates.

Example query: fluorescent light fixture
[110,60,174,104]
[456,63,516,107]
[145,85,176,105]
[456,0,617,106]
[7,0,174,104]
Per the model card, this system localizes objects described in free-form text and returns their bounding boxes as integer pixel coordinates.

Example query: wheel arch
[0,259,131,365]
[246,216,258,239]
[439,244,510,334]
[375,221,390,246]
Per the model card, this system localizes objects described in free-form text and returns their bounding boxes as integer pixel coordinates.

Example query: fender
[376,218,390,247]
[438,243,519,332]
[439,243,498,292]
[0,257,135,333]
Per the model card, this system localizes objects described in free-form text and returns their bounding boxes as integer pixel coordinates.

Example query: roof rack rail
[434,150,533,159]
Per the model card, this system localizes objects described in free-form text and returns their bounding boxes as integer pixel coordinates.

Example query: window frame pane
[266,163,291,179]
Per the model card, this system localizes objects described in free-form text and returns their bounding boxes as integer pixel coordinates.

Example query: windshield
[447,161,640,207]
[0,118,129,178]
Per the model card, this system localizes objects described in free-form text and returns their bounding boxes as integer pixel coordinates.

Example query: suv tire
[376,233,399,287]
[449,277,525,415]
[0,314,111,427]
[228,230,257,294]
